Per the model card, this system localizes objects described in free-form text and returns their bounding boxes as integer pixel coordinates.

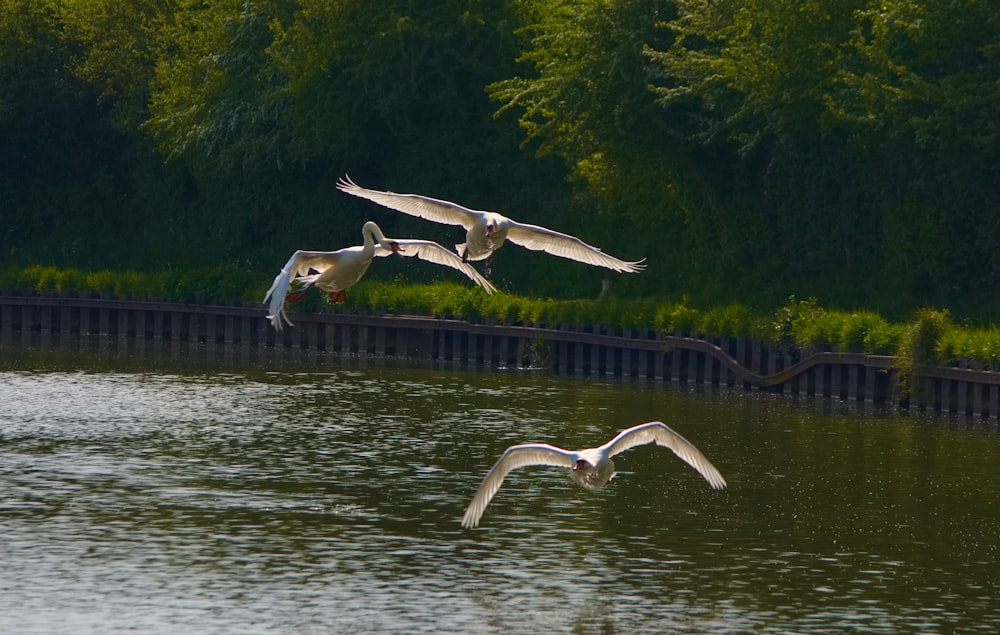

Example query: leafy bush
[936,325,1000,371]
[699,303,757,339]
[654,297,700,334]
[895,308,953,399]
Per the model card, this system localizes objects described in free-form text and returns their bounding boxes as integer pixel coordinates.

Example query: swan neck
[362,221,388,250]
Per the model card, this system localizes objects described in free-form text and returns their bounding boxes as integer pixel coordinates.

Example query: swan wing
[338,176,481,231]
[263,250,304,330]
[603,421,727,489]
[505,221,645,273]
[291,250,343,276]
[461,443,575,528]
[262,250,342,331]
[383,239,496,294]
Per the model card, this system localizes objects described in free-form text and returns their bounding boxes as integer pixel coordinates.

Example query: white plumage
[337,176,645,273]
[263,221,495,330]
[461,421,726,528]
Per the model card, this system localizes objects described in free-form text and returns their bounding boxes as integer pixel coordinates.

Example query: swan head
[385,240,404,254]
[484,222,495,237]
[572,459,591,472]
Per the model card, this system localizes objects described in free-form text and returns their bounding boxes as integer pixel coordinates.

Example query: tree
[144,0,291,174]
[0,1,130,265]
[58,0,164,130]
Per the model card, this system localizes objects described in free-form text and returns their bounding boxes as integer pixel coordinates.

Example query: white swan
[263,221,496,330]
[337,176,645,274]
[461,421,726,528]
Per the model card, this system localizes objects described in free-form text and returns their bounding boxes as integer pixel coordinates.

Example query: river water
[1,336,998,633]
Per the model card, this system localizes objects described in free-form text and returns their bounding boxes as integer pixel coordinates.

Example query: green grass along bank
[3,264,1000,386]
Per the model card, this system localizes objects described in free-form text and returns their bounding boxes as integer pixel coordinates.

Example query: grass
[0,264,264,305]
[3,266,1000,381]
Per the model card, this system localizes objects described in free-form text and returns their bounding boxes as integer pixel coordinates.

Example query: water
[1,337,999,633]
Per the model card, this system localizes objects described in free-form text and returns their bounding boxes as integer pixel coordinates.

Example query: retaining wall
[2,294,998,418]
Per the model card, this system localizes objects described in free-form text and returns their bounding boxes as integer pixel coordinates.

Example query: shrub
[896,308,953,400]
[936,325,1000,371]
[654,297,700,334]
[699,303,754,339]
[84,270,117,297]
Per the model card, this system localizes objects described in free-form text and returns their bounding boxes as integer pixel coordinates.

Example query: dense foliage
[2,1,998,318]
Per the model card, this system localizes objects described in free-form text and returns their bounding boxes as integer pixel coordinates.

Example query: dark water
[1,336,998,633]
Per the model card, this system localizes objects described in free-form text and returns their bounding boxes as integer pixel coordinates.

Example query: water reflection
[1,336,998,633]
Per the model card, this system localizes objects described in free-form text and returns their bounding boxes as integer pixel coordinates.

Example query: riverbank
[2,294,998,419]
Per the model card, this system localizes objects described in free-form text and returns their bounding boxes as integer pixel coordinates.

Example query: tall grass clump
[772,296,823,351]
[653,296,701,334]
[15,265,267,304]
[468,288,517,324]
[618,298,660,331]
[772,296,903,354]
[32,265,59,294]
[935,324,1000,371]
[896,308,953,400]
[698,302,759,339]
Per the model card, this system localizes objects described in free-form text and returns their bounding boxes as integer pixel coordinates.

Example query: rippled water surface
[1,337,999,633]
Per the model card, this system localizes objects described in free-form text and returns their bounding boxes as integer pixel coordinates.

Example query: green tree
[487,0,694,296]
[0,1,133,264]
[831,0,1000,306]
[58,0,164,130]
[144,0,291,174]
[4,0,998,313]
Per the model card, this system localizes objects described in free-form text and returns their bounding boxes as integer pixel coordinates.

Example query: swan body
[461,421,726,528]
[263,221,495,330]
[337,176,645,273]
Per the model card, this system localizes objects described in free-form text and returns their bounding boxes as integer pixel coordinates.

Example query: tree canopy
[2,0,998,316]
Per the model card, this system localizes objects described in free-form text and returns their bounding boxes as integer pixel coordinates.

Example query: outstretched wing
[337,176,482,231]
[262,250,341,331]
[505,221,645,273]
[385,239,496,294]
[603,421,727,489]
[461,443,575,529]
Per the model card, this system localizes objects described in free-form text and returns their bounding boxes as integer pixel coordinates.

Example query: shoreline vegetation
[4,265,999,379]
[3,2,999,321]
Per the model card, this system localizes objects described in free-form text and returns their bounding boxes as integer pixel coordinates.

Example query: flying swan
[263,221,495,330]
[461,421,726,528]
[337,176,645,274]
